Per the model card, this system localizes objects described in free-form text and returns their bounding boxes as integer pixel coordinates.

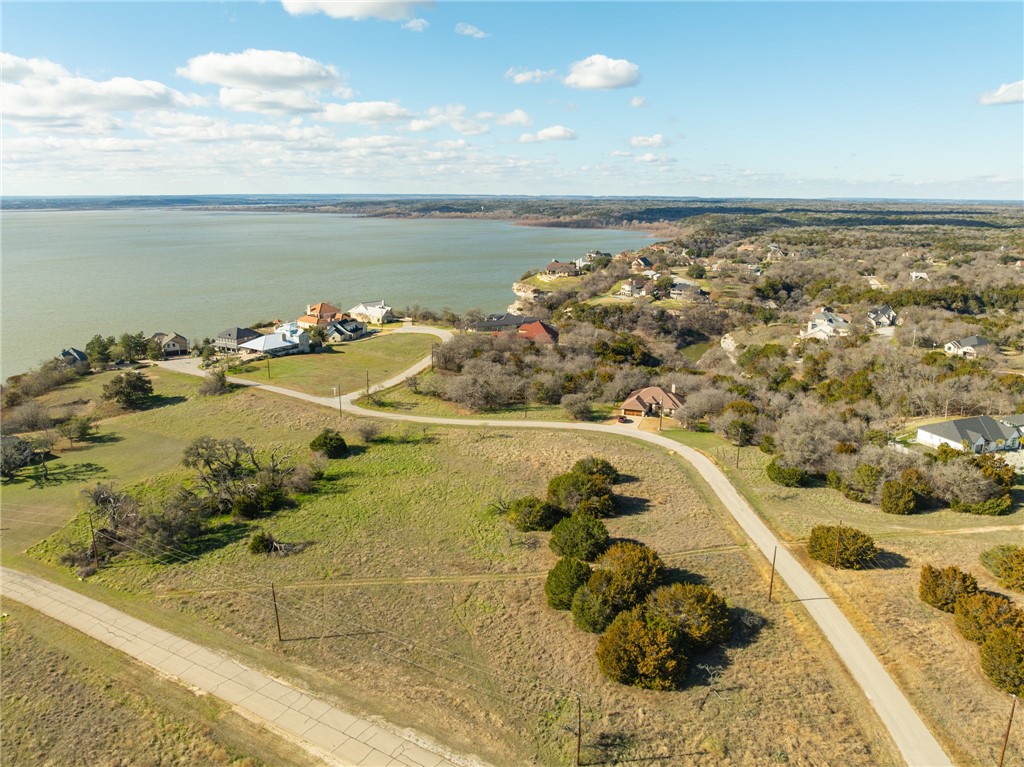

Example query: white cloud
[980,80,1023,105]
[630,96,647,108]
[477,108,531,126]
[178,49,343,91]
[406,104,489,135]
[218,87,322,114]
[455,22,489,38]
[402,18,429,31]
[318,100,412,123]
[1,53,198,131]
[519,125,576,143]
[504,67,556,85]
[635,152,676,165]
[281,1,431,21]
[630,134,668,148]
[610,150,632,157]
[564,54,641,90]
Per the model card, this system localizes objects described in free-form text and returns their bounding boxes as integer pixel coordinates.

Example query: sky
[2,1,1022,199]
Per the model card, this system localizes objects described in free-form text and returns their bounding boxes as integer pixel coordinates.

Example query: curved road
[119,327,953,765]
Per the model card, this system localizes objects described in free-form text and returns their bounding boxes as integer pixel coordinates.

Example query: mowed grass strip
[0,602,319,767]
[231,332,436,395]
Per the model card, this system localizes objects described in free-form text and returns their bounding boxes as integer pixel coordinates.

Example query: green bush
[575,494,616,518]
[309,428,347,458]
[645,583,732,651]
[596,607,684,690]
[806,525,877,570]
[880,480,917,515]
[506,496,565,532]
[571,456,620,484]
[765,457,807,487]
[981,545,1024,593]
[953,593,1024,644]
[549,514,610,561]
[231,494,262,519]
[248,529,275,554]
[919,564,978,613]
[545,557,592,610]
[547,471,613,514]
[571,571,615,633]
[952,494,1014,516]
[980,628,1024,695]
[597,542,665,610]
[759,434,777,454]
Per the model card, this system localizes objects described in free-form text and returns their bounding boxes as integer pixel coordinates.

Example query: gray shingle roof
[919,416,1018,445]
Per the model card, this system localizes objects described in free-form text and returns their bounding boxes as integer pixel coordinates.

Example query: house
[240,324,309,356]
[517,320,559,345]
[670,284,710,303]
[867,305,898,329]
[619,278,647,297]
[149,332,189,357]
[631,256,653,271]
[944,335,992,358]
[916,416,1020,454]
[543,260,579,277]
[348,300,394,325]
[273,322,311,353]
[910,272,930,282]
[999,415,1024,438]
[296,302,345,329]
[799,308,851,340]
[59,347,89,365]
[215,327,261,352]
[325,318,368,343]
[469,313,537,332]
[620,386,684,418]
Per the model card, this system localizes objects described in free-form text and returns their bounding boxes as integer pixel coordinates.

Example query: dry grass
[0,602,319,767]
[17,381,901,766]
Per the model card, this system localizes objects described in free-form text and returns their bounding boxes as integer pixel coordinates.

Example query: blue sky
[2,1,1021,199]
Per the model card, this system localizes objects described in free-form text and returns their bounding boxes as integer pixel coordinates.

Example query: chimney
[671,383,676,394]
[307,304,313,315]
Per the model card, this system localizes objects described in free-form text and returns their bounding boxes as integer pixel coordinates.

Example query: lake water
[1,210,648,378]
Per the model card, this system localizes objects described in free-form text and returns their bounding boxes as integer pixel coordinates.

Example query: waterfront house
[944,335,992,358]
[297,302,345,329]
[149,332,189,357]
[325,318,369,343]
[214,327,261,353]
[517,320,559,345]
[59,348,89,365]
[916,416,1020,454]
[348,300,394,325]
[544,260,580,277]
[469,313,537,332]
[631,256,653,271]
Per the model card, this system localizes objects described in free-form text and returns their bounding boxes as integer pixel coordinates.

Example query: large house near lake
[297,302,346,329]
[543,260,579,277]
[348,300,394,325]
[149,332,189,357]
[469,313,537,332]
[239,323,310,356]
[916,416,1021,454]
[326,318,369,343]
[215,327,261,353]
[59,347,89,365]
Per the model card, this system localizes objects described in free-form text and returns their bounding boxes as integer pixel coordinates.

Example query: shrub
[1,436,36,479]
[507,496,564,532]
[354,421,381,443]
[56,415,96,447]
[597,542,665,610]
[571,571,615,633]
[309,428,347,458]
[549,514,610,561]
[547,471,613,514]
[980,628,1024,695]
[248,529,276,554]
[596,607,684,690]
[562,393,592,421]
[765,457,807,487]
[758,434,777,454]
[571,456,620,484]
[953,593,1024,644]
[806,525,877,570]
[880,480,917,515]
[101,371,153,409]
[545,557,592,610]
[231,494,262,520]
[645,583,732,651]
[198,368,229,396]
[981,545,1024,593]
[575,494,616,518]
[952,494,1014,517]
[919,564,978,613]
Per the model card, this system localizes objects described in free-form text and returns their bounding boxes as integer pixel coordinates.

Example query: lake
[1,210,649,378]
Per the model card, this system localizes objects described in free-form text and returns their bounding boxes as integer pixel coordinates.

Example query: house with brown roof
[149,332,189,357]
[517,320,559,345]
[619,386,684,417]
[544,260,579,277]
[297,302,345,329]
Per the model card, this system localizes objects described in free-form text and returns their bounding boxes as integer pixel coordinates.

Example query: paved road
[149,327,954,765]
[0,567,484,767]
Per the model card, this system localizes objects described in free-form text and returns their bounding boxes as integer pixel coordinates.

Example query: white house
[348,300,394,325]
[944,335,992,358]
[800,308,851,340]
[916,416,1020,454]
[149,332,189,357]
[910,272,930,282]
[326,318,368,343]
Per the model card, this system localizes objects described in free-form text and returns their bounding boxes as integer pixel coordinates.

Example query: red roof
[517,320,559,344]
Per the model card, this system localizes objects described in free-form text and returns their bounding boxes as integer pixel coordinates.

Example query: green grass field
[3,373,899,767]
[230,332,436,395]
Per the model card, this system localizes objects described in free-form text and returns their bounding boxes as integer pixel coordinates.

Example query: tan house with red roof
[297,302,345,329]
[517,320,559,345]
[619,386,684,417]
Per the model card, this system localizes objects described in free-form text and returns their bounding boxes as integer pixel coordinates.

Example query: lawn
[660,427,1024,767]
[0,602,319,767]
[9,379,899,767]
[230,332,436,395]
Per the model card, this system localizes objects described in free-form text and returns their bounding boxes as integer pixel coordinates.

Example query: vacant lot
[663,428,1024,767]
[0,602,318,767]
[231,332,436,395]
[8,372,901,766]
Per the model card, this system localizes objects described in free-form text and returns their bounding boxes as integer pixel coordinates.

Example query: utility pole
[998,694,1017,767]
[265,355,271,380]
[271,583,283,642]
[575,693,582,767]
[333,385,341,416]
[768,546,777,603]
[365,370,370,397]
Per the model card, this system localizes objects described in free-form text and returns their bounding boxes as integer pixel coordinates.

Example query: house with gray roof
[944,335,992,358]
[916,415,1020,454]
[214,326,261,352]
[800,307,851,341]
[867,305,897,329]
